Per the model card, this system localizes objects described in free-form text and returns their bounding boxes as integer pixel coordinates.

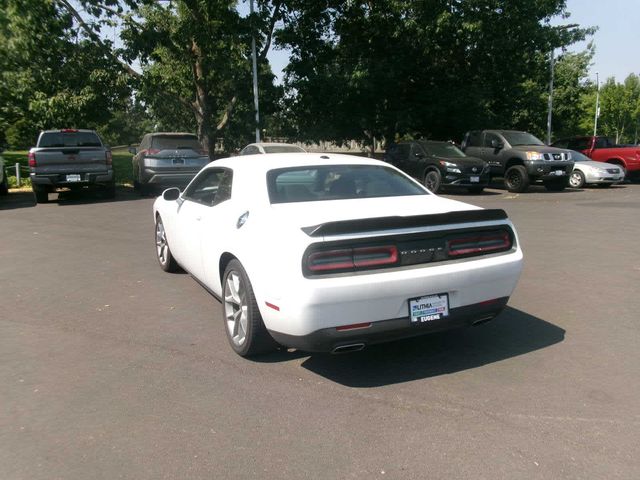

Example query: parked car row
[19,128,635,203]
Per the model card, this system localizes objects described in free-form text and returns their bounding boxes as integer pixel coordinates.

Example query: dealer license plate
[470,176,480,182]
[66,174,81,182]
[554,170,565,176]
[409,293,449,324]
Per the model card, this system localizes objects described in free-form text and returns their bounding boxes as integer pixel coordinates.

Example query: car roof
[211,152,387,173]
[245,142,302,147]
[147,132,197,137]
[42,129,96,133]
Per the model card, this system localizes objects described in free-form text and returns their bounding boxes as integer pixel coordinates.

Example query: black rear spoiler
[301,209,508,237]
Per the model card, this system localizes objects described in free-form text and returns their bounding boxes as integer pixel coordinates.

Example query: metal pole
[250,0,260,143]
[593,72,600,136]
[547,48,555,144]
[15,163,21,186]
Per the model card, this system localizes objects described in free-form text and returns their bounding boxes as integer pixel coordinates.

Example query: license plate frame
[66,174,81,182]
[409,293,450,324]
[554,170,565,176]
[470,176,480,183]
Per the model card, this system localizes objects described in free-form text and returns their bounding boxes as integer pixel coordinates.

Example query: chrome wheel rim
[155,221,168,265]
[425,172,439,192]
[224,272,248,347]
[569,171,582,188]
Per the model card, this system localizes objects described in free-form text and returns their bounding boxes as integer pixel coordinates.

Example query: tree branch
[216,96,238,131]
[258,0,283,62]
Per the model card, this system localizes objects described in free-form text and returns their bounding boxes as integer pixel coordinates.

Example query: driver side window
[183,168,233,206]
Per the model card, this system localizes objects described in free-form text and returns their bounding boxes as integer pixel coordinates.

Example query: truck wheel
[33,185,49,203]
[504,165,529,193]
[424,170,442,193]
[568,170,585,188]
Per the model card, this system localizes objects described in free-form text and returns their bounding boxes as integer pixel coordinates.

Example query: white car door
[174,168,233,282]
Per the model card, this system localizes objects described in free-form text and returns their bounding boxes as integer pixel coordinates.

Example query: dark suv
[384,140,489,193]
[131,132,210,195]
[461,130,573,192]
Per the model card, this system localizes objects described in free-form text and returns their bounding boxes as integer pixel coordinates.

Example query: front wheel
[424,169,442,193]
[155,216,179,272]
[504,165,530,193]
[568,170,585,188]
[222,259,278,357]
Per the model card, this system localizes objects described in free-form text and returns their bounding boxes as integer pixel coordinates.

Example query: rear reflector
[105,151,112,165]
[265,302,280,311]
[28,152,36,167]
[336,322,371,331]
[307,245,398,272]
[447,231,511,257]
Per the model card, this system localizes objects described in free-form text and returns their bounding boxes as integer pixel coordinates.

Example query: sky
[554,0,640,83]
[263,0,640,85]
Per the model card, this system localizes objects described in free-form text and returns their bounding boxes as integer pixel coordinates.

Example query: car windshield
[39,132,102,147]
[570,151,591,162]
[152,135,202,150]
[268,164,426,203]
[420,142,466,158]
[262,145,305,154]
[501,132,545,146]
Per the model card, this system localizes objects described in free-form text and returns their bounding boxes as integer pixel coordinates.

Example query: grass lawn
[2,149,134,188]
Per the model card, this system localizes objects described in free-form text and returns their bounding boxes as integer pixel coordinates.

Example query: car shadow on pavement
[297,307,565,388]
[0,191,37,210]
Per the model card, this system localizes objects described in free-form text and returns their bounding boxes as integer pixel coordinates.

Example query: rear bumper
[30,170,114,187]
[141,168,201,187]
[268,297,509,352]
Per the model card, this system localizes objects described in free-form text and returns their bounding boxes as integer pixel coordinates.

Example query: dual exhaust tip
[331,343,366,354]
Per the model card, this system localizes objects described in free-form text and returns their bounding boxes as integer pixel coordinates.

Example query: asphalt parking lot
[1,184,639,479]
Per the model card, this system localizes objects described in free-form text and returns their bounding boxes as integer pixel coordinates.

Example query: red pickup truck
[552,136,640,179]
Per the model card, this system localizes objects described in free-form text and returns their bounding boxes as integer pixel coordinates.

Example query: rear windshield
[39,131,102,148]
[262,145,305,154]
[151,135,201,150]
[268,164,427,204]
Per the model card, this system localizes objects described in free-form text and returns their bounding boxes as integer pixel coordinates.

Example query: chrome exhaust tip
[331,343,366,354]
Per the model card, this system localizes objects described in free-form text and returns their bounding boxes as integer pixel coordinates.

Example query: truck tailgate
[32,148,108,173]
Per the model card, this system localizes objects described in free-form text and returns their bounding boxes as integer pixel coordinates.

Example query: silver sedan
[568,150,625,188]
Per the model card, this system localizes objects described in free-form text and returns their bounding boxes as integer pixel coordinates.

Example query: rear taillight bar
[307,245,398,273]
[105,150,112,165]
[28,152,36,167]
[447,231,511,257]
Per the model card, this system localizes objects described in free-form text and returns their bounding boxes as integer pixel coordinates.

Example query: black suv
[384,140,489,193]
[130,132,210,195]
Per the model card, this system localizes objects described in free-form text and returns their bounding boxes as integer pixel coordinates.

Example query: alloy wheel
[224,272,248,347]
[155,221,168,266]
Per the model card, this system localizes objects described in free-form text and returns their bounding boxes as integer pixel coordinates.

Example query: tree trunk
[191,39,215,158]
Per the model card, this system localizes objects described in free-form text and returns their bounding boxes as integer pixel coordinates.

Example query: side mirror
[128,146,137,155]
[162,187,180,201]
[414,152,426,159]
[490,139,504,149]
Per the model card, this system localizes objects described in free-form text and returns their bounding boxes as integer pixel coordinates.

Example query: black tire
[155,216,179,272]
[0,171,8,195]
[467,186,485,194]
[568,170,585,188]
[544,179,567,191]
[33,185,49,203]
[504,165,530,193]
[222,259,279,357]
[103,181,116,199]
[424,169,442,193]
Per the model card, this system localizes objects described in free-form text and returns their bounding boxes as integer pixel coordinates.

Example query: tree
[277,0,592,147]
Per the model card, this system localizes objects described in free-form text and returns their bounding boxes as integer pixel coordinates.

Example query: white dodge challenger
[153,153,523,356]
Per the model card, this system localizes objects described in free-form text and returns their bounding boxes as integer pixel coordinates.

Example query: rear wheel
[568,170,585,188]
[424,169,442,193]
[33,185,49,203]
[0,171,8,195]
[103,181,116,199]
[155,216,179,272]
[504,165,529,193]
[222,259,278,357]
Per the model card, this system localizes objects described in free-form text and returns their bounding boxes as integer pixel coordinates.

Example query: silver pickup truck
[29,129,115,203]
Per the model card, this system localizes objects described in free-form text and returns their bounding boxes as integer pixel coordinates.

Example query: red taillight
[147,149,160,155]
[28,151,36,167]
[336,322,371,331]
[307,245,398,273]
[105,150,112,165]
[447,231,511,257]
[61,128,78,133]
